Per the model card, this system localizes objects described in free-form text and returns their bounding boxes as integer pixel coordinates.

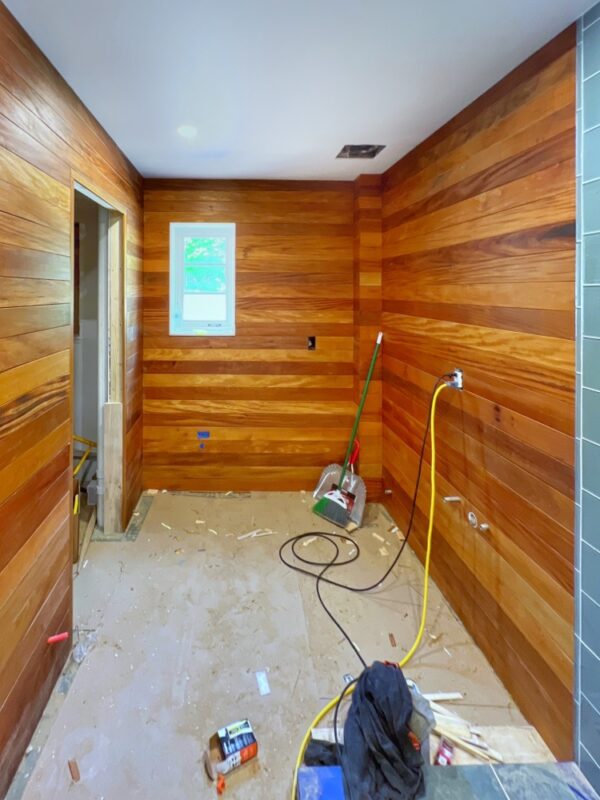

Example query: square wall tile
[579,110,583,177]
[577,572,582,652]
[578,245,583,309]
[584,338,600,389]
[585,5,600,30]
[579,43,583,110]
[576,628,582,695]
[584,181,600,235]
[584,233,600,283]
[583,490,600,551]
[577,310,582,369]
[581,696,600,764]
[578,373,584,441]
[578,374,583,440]
[580,744,600,797]
[584,286,600,335]
[576,436,582,498]
[582,591,600,655]
[584,71,600,130]
[583,542,600,606]
[582,642,600,714]
[583,388,600,443]
[579,176,584,243]
[584,20,600,79]
[583,439,600,497]
[585,126,600,182]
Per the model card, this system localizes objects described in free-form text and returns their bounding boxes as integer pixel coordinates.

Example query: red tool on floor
[47,631,69,645]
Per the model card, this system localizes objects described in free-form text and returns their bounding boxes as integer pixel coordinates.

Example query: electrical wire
[285,531,367,669]
[286,377,450,800]
[334,677,357,763]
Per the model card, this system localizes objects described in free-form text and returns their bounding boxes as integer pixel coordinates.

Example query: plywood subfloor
[12,492,532,799]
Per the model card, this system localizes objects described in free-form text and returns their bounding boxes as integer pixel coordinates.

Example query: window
[169,222,236,336]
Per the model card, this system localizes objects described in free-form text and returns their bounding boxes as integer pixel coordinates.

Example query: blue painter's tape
[197,431,211,439]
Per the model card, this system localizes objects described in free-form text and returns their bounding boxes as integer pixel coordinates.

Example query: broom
[313,331,383,527]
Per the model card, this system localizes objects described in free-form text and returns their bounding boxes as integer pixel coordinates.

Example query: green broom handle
[338,331,383,487]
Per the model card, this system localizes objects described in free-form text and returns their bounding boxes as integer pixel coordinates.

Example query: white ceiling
[5,0,590,180]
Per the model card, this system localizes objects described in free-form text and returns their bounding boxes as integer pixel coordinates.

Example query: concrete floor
[12,491,530,799]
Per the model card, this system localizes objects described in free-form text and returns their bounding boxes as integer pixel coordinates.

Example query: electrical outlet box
[450,368,463,390]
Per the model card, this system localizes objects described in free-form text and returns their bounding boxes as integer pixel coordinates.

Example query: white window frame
[169,222,236,336]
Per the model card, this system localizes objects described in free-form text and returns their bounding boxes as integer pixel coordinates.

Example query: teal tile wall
[578,6,600,788]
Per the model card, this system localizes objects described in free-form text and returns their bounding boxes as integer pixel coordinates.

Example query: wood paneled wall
[0,5,142,795]
[353,175,383,498]
[143,180,355,491]
[381,27,576,758]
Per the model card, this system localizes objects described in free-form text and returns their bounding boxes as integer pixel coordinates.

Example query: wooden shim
[424,692,464,703]
[77,507,96,575]
[103,402,123,534]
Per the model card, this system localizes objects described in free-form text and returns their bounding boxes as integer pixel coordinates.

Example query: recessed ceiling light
[177,125,197,139]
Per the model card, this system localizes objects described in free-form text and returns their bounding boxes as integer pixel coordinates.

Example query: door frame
[71,173,127,533]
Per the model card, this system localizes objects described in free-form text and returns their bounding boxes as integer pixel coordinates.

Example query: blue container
[297,766,345,799]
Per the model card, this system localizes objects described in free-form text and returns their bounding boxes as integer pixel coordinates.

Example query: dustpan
[313,440,366,527]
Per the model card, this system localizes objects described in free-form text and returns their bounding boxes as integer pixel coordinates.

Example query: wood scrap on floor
[424,692,463,703]
[76,507,96,576]
[67,759,80,782]
[451,725,554,765]
[425,693,554,766]
[427,695,504,763]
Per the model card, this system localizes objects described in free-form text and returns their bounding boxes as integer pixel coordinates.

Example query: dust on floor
[11,492,534,799]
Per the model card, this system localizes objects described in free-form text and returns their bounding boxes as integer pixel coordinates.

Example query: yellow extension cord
[290,381,448,800]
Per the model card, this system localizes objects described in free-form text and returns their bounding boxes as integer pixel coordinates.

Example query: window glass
[169,224,235,336]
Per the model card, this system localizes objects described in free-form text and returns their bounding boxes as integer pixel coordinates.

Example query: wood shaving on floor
[237,528,262,540]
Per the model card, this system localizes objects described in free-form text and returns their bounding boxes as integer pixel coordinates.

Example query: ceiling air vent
[336,144,385,159]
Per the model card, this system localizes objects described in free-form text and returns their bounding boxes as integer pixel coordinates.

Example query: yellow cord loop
[290,381,447,799]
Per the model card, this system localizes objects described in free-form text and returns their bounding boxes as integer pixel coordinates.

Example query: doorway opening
[72,183,125,565]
